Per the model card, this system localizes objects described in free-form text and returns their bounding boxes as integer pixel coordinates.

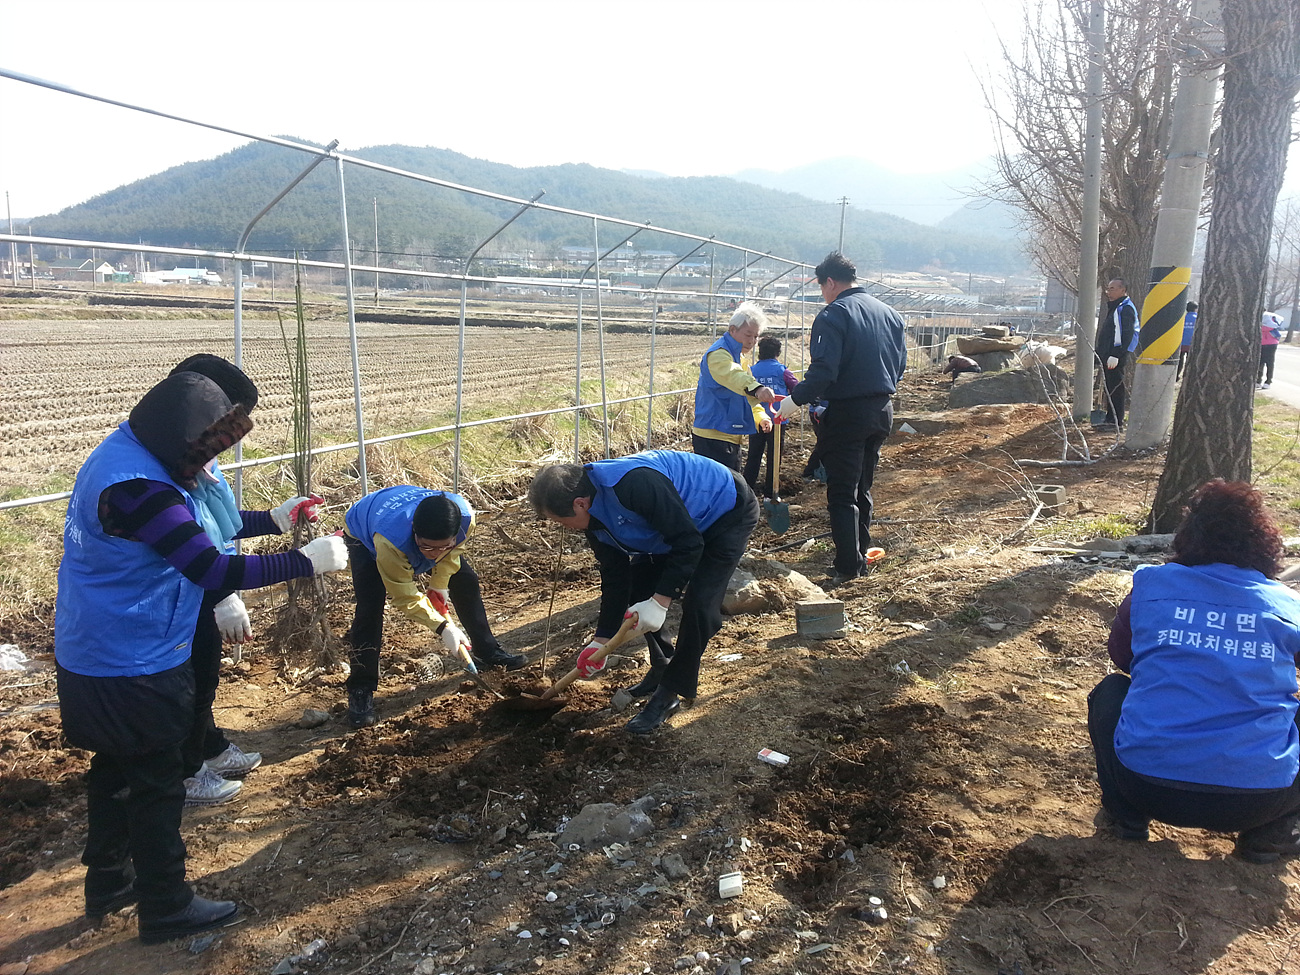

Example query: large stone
[955,334,1025,356]
[948,366,1070,407]
[561,796,657,849]
[970,350,1016,373]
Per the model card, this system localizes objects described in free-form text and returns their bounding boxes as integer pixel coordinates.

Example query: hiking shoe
[625,686,681,735]
[184,765,241,806]
[472,645,527,671]
[85,863,137,919]
[825,570,860,589]
[138,895,239,944]
[1235,817,1300,864]
[348,689,376,728]
[1094,807,1149,842]
[204,743,261,779]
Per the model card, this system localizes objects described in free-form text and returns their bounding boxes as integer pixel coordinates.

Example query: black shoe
[138,895,239,944]
[1235,818,1300,864]
[622,666,664,699]
[825,570,860,589]
[625,686,680,735]
[348,689,376,728]
[1094,807,1149,842]
[472,646,527,671]
[85,864,137,919]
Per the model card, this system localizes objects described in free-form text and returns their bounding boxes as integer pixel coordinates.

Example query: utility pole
[1072,0,1105,421]
[837,197,849,253]
[1127,0,1222,448]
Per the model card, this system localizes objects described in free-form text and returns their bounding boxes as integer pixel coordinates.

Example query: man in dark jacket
[1096,278,1138,430]
[527,450,758,734]
[776,253,906,586]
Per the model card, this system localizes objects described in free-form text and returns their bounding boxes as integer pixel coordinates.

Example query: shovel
[456,643,506,700]
[502,616,638,712]
[763,413,790,535]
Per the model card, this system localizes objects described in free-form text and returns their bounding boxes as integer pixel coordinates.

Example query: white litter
[0,645,28,671]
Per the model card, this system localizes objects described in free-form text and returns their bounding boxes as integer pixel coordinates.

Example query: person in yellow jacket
[692,301,777,471]
[342,486,524,727]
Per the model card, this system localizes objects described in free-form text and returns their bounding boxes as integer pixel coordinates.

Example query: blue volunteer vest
[694,331,758,436]
[56,424,204,678]
[750,358,789,419]
[1117,562,1300,789]
[586,450,737,555]
[346,486,472,575]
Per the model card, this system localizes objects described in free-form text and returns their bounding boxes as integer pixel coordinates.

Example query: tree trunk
[1149,0,1300,531]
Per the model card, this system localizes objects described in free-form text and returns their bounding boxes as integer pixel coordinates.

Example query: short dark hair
[528,464,594,518]
[412,494,461,541]
[814,252,856,285]
[757,336,782,360]
[1186,301,1198,312]
[1172,479,1283,578]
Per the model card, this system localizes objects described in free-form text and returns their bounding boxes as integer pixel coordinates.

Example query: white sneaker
[1263,382,1272,389]
[184,765,242,806]
[204,743,262,778]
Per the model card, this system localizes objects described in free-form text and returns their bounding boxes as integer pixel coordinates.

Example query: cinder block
[796,599,846,638]
[1034,484,1066,514]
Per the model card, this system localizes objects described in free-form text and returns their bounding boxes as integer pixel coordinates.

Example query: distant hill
[31,143,1030,274]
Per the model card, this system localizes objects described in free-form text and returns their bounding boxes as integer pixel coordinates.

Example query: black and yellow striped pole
[1126,0,1221,448]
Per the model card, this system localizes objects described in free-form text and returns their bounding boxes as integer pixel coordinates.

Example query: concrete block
[1034,484,1066,514]
[796,599,846,638]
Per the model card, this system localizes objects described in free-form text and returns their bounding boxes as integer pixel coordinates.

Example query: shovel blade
[764,498,790,535]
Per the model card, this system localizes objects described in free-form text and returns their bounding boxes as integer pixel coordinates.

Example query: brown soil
[3,389,1299,975]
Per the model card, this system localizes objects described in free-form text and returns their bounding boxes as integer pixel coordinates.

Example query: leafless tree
[984,0,1191,298]
[1266,196,1300,317]
[1149,0,1300,531]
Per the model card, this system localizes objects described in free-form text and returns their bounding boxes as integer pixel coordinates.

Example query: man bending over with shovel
[527,450,759,734]
[342,486,525,728]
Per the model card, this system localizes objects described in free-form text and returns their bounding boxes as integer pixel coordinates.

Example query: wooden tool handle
[540,615,639,700]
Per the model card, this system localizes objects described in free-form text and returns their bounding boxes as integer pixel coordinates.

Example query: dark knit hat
[170,354,259,411]
[129,372,253,487]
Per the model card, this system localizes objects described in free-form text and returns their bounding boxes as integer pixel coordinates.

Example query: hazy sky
[0,0,1025,219]
[1,0,1296,223]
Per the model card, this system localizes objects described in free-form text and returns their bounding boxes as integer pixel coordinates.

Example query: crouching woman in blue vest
[1088,479,1300,863]
[55,372,348,943]
[527,450,759,734]
[341,486,525,728]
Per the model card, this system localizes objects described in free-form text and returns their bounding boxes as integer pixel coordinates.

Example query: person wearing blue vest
[1095,278,1137,431]
[528,450,759,734]
[1176,301,1197,381]
[342,485,525,728]
[166,355,324,807]
[55,372,348,942]
[1088,480,1300,863]
[742,336,799,498]
[692,301,777,472]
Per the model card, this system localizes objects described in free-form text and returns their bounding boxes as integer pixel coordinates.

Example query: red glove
[271,494,324,532]
[575,642,608,678]
[771,395,794,424]
[427,589,450,617]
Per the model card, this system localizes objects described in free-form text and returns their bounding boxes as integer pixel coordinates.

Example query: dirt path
[3,401,1299,975]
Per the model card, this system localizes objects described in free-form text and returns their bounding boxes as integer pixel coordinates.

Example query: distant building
[48,260,115,283]
[140,267,223,286]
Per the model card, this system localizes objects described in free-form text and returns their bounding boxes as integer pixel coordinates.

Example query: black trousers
[1102,356,1127,426]
[344,535,503,692]
[181,588,232,777]
[1088,672,1300,838]
[1259,345,1278,385]
[802,418,826,477]
[742,428,777,497]
[691,434,742,472]
[820,396,892,577]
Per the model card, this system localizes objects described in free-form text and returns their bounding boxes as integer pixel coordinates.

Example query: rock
[660,853,691,880]
[970,350,1017,373]
[956,334,1025,355]
[1121,533,1174,554]
[415,959,440,975]
[720,912,745,936]
[0,778,51,807]
[948,366,1069,407]
[298,708,332,729]
[561,796,656,848]
[0,963,31,975]
[1079,536,1126,552]
[723,570,780,615]
[675,957,696,970]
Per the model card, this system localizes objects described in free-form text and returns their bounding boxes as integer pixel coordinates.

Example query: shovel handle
[540,615,639,700]
[457,644,479,675]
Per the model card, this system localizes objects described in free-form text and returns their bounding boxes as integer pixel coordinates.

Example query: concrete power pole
[1072,0,1105,421]
[837,197,849,253]
[1126,0,1223,448]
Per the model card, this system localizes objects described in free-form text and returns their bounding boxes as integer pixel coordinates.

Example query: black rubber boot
[472,645,527,671]
[85,862,137,919]
[348,689,376,728]
[1235,816,1300,864]
[138,895,240,944]
[625,686,680,735]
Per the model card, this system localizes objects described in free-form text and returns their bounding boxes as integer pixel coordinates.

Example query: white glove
[774,396,800,420]
[213,593,252,644]
[626,597,668,635]
[300,536,348,574]
[440,620,469,655]
[271,494,323,533]
[1106,356,1119,370]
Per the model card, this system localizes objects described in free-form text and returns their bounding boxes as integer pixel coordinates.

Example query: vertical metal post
[646,238,712,446]
[574,286,584,461]
[335,155,369,493]
[592,219,611,458]
[1072,0,1105,420]
[373,197,380,308]
[6,192,16,286]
